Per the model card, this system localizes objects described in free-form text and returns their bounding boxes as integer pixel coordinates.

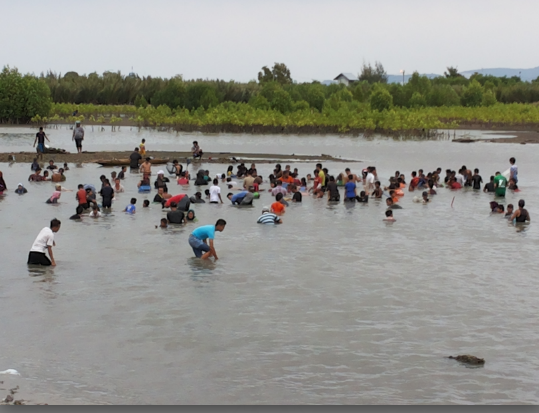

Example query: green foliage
[482,90,497,107]
[248,94,271,110]
[305,84,325,112]
[444,67,464,78]
[369,85,393,111]
[270,89,293,114]
[359,61,388,84]
[257,63,292,85]
[293,100,310,112]
[409,92,427,108]
[0,66,52,123]
[427,85,460,107]
[460,80,484,107]
[151,79,186,109]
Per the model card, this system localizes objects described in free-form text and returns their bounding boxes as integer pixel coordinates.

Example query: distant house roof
[334,73,359,81]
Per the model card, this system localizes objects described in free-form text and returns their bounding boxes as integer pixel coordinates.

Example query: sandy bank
[0,151,357,165]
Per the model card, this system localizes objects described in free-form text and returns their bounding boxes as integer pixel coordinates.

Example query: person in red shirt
[409,171,420,192]
[450,178,462,189]
[271,193,286,215]
[164,193,191,211]
[76,184,88,209]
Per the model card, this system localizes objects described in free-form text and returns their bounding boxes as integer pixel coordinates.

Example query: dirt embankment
[0,151,356,165]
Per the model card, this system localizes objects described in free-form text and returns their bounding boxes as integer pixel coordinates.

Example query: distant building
[333,73,359,86]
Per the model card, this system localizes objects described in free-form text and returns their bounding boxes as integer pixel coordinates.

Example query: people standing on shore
[33,127,50,159]
[72,121,85,153]
[27,219,61,266]
[192,141,203,159]
[139,139,147,156]
[188,219,226,260]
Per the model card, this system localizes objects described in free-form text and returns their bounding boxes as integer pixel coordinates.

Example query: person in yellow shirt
[139,139,146,156]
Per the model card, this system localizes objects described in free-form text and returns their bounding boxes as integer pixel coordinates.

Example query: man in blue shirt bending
[188,219,227,260]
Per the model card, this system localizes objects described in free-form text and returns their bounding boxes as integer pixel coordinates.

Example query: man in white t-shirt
[27,219,61,266]
[209,178,223,204]
[365,167,375,195]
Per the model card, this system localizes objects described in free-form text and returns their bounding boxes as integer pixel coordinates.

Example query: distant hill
[460,66,539,82]
[320,67,539,86]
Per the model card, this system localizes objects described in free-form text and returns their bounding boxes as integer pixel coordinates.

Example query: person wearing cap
[15,183,28,195]
[510,199,530,223]
[154,170,170,191]
[72,121,84,153]
[257,206,282,225]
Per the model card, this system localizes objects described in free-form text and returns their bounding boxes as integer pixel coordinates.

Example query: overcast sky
[1,0,538,82]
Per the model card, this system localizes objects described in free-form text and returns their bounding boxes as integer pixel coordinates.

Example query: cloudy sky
[1,0,538,82]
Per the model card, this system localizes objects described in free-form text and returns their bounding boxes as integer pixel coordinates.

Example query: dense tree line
[2,63,539,123]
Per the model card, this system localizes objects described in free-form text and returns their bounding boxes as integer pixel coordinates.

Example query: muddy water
[1,130,539,404]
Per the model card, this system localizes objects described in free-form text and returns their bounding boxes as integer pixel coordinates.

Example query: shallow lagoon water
[1,129,539,404]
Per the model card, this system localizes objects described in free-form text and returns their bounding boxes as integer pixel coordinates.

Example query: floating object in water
[448,355,485,365]
[0,369,20,375]
[138,185,151,193]
[451,196,455,208]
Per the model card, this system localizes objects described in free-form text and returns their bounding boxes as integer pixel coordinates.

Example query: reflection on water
[0,134,539,404]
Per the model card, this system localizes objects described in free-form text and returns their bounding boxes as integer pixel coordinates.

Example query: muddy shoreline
[2,121,539,143]
[0,151,357,165]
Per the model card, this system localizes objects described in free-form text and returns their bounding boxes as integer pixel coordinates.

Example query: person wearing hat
[15,183,28,195]
[257,206,282,225]
[72,121,85,153]
[154,170,170,192]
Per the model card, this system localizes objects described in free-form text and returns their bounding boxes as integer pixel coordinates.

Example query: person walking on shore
[27,218,61,266]
[72,121,85,153]
[188,219,226,260]
[33,127,50,159]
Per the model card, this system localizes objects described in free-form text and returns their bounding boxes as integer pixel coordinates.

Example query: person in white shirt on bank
[209,179,223,204]
[27,219,61,266]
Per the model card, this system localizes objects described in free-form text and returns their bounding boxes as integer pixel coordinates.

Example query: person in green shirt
[493,171,507,197]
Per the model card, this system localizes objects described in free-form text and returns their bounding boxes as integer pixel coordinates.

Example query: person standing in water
[188,219,226,260]
[72,121,84,153]
[509,157,518,184]
[493,171,507,198]
[28,218,61,266]
[510,199,530,223]
[33,127,50,159]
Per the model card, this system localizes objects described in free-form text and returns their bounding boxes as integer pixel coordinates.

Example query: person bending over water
[510,199,530,223]
[28,218,61,266]
[188,219,226,260]
[489,201,504,213]
[70,205,84,220]
[257,206,282,224]
[46,185,62,204]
